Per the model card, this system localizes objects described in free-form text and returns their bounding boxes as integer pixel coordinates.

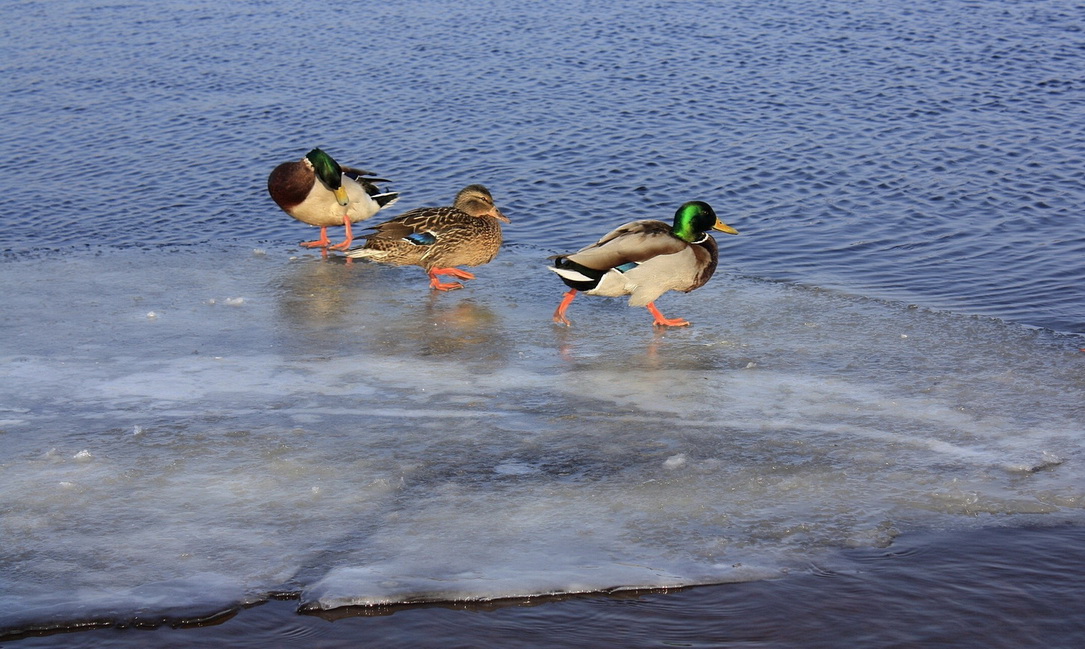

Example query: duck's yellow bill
[334,186,349,206]
[713,219,739,235]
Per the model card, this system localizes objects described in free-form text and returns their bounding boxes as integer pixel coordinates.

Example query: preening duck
[549,201,738,327]
[343,184,509,291]
[267,148,399,250]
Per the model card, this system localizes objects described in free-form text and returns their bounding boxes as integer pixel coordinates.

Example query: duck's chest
[290,178,375,226]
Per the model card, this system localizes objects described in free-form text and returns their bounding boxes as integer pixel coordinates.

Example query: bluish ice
[1,246,1081,631]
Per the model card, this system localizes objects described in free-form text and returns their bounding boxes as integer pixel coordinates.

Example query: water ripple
[1,0,1083,332]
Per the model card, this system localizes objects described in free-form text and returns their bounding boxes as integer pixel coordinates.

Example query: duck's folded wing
[340,165,383,181]
[365,219,416,240]
[341,167,394,198]
[365,207,473,241]
[570,220,687,270]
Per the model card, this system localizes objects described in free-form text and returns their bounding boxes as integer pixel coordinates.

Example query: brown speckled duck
[267,148,399,250]
[549,201,738,327]
[344,184,509,291]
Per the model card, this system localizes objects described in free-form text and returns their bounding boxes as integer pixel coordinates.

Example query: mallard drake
[549,201,738,327]
[343,184,509,291]
[267,148,399,250]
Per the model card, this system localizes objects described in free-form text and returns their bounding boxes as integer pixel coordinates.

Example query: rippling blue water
[3,0,1083,331]
[2,0,1085,646]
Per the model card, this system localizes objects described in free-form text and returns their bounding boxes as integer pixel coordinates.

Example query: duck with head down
[267,148,399,250]
[344,184,510,291]
[550,201,738,327]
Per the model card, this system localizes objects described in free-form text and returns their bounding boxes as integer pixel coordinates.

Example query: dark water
[2,0,1085,646]
[3,0,1084,333]
[8,526,1085,648]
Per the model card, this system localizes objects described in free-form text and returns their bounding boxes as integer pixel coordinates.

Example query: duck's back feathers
[366,206,479,242]
[566,220,689,269]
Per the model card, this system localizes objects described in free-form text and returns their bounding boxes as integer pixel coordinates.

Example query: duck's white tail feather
[372,192,400,208]
[343,247,392,260]
[548,266,595,283]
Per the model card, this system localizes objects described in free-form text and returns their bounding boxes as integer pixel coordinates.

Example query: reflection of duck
[344,185,509,291]
[267,148,399,250]
[366,297,505,360]
[273,257,360,345]
[550,201,738,327]
[272,253,508,357]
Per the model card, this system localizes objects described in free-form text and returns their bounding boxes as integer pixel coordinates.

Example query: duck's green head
[672,201,739,242]
[305,148,349,205]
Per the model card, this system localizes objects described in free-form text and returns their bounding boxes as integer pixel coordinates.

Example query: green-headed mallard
[550,201,738,327]
[267,148,399,250]
[344,184,509,291]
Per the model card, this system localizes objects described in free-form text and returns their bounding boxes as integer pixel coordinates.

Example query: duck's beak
[713,218,738,235]
[334,185,349,206]
[493,208,511,223]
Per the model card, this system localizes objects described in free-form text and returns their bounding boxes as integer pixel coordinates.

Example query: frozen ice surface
[1,247,1083,629]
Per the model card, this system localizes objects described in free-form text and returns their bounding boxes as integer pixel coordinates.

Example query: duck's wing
[567,220,687,270]
[365,207,475,241]
[341,166,393,198]
[340,165,382,180]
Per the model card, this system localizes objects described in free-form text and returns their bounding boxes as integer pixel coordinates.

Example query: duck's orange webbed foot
[427,267,475,291]
[553,289,577,326]
[427,270,465,291]
[647,302,691,327]
[431,267,476,281]
[300,226,331,248]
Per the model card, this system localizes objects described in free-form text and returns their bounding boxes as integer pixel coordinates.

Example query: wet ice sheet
[1,247,1083,630]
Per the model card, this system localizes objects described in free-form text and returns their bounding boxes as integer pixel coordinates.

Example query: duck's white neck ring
[692,233,709,244]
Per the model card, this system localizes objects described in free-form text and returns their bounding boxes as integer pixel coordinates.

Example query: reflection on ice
[1,248,1083,632]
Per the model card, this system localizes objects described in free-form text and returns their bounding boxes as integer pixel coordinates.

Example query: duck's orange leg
[328,216,354,251]
[431,267,476,280]
[553,289,577,326]
[646,302,691,327]
[300,226,330,248]
[427,267,475,291]
[428,269,465,291]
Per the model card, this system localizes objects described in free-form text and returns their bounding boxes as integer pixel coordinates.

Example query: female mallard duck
[344,184,509,291]
[267,148,399,250]
[550,201,738,327]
